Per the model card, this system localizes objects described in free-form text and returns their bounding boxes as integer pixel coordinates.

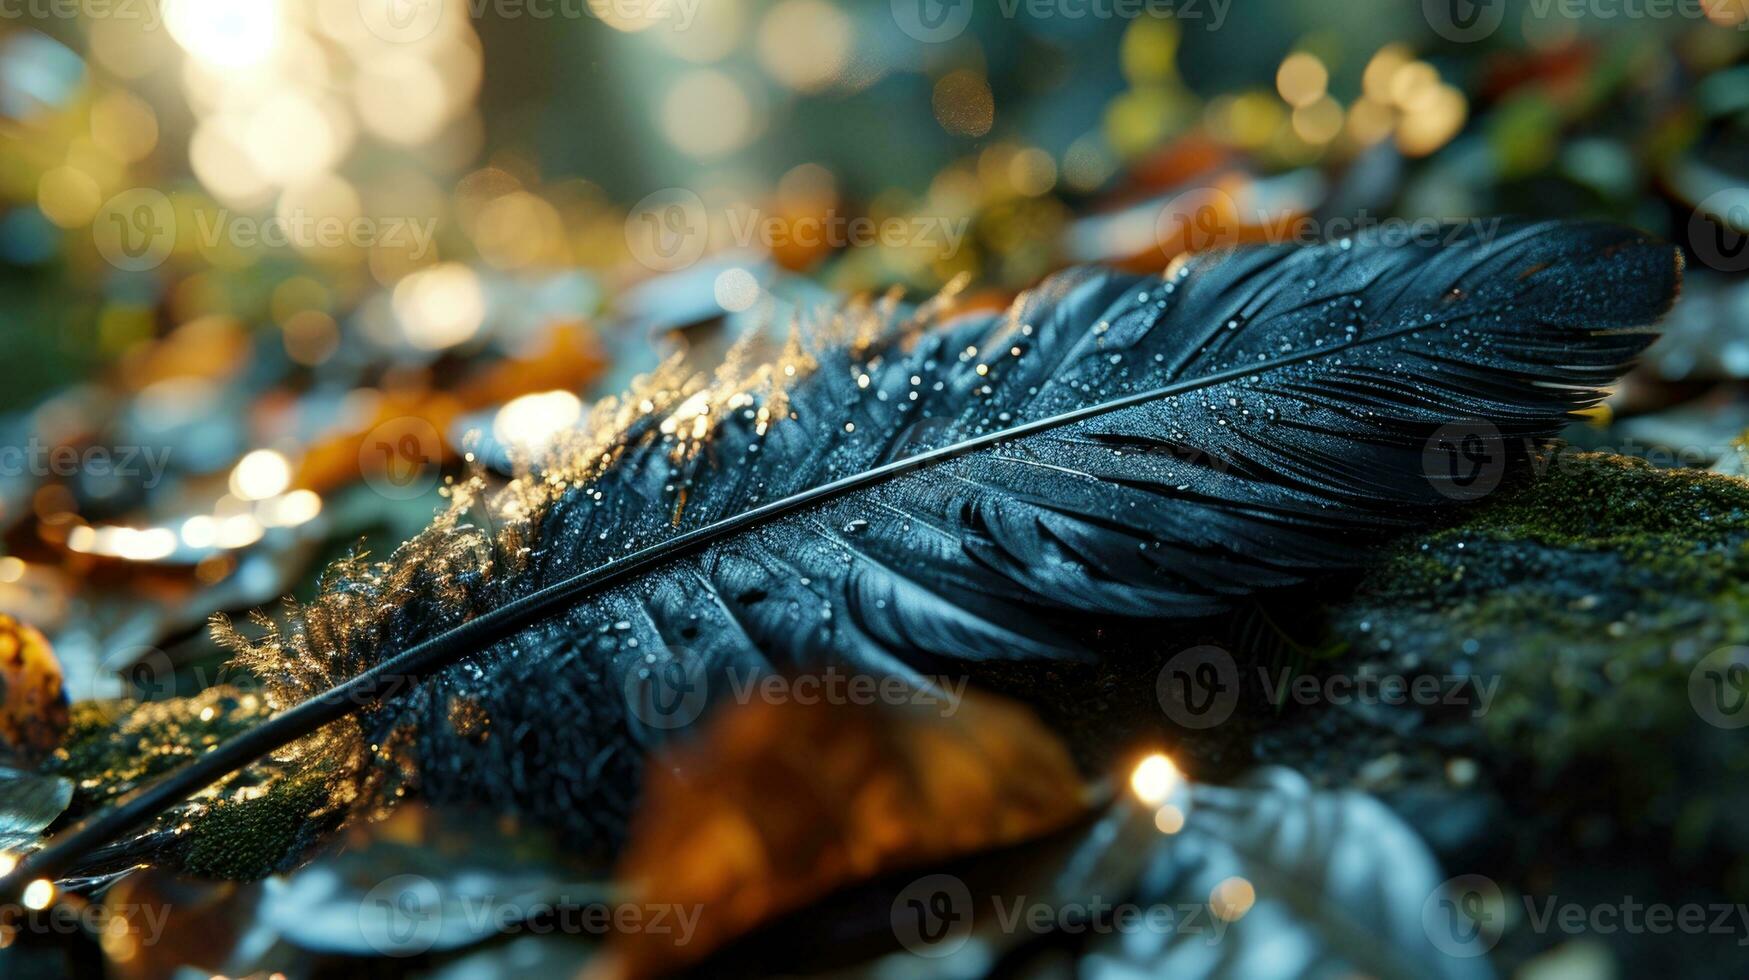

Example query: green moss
[1346,452,1749,772]
[1368,453,1749,600]
[45,686,342,879]
[1317,452,1749,905]
[1460,452,1749,545]
[47,687,274,817]
[178,764,336,880]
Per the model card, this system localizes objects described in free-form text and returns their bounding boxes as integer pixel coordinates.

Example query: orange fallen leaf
[602,686,1089,978]
[292,325,606,494]
[98,871,259,980]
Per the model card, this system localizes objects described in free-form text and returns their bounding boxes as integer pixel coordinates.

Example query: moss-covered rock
[1350,454,1749,787]
[1262,453,1749,976]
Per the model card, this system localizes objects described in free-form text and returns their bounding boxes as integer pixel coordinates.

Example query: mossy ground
[1353,454,1749,779]
[45,686,340,879]
[30,453,1749,967]
[1268,452,1749,975]
[49,687,273,818]
[177,764,335,880]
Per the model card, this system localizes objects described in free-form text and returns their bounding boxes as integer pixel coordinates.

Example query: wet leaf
[603,690,1089,977]
[97,871,260,980]
[670,765,1487,979]
[0,765,71,852]
[1078,768,1493,979]
[258,803,589,959]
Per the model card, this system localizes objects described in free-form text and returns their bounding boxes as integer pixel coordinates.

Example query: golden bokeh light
[276,175,364,258]
[494,390,584,457]
[66,139,126,196]
[662,70,758,158]
[244,92,351,186]
[776,162,838,209]
[1363,44,1413,104]
[1121,18,1180,84]
[1154,803,1187,834]
[758,0,853,93]
[37,167,102,228]
[1388,62,1441,110]
[21,879,54,911]
[1276,52,1329,108]
[231,450,293,501]
[589,0,665,32]
[164,0,284,69]
[933,70,995,138]
[89,16,167,79]
[714,267,761,312]
[1345,97,1396,146]
[1397,84,1467,156]
[1130,753,1181,805]
[1210,876,1257,922]
[1062,136,1115,191]
[1206,91,1284,150]
[216,514,265,549]
[90,90,159,164]
[652,0,746,62]
[68,525,178,560]
[1009,147,1058,197]
[355,56,453,146]
[259,489,323,528]
[1105,86,1190,158]
[393,263,487,350]
[159,0,482,240]
[433,38,486,108]
[474,191,565,270]
[190,114,274,207]
[282,310,341,366]
[1291,95,1345,145]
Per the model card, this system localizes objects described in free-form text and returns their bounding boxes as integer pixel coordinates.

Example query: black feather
[5,219,1680,887]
